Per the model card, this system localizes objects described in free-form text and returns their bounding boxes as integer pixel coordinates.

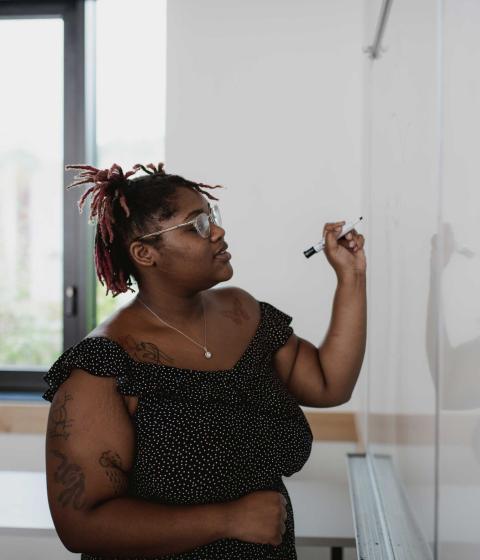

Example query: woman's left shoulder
[210,286,261,321]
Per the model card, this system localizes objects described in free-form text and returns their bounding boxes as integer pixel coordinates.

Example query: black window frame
[0,0,97,396]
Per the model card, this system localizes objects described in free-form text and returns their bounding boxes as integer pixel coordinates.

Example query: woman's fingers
[338,228,364,251]
[323,221,345,236]
[350,233,365,251]
[321,222,365,253]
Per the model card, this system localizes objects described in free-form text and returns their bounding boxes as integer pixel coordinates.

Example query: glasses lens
[211,204,222,226]
[196,213,210,238]
[195,205,222,238]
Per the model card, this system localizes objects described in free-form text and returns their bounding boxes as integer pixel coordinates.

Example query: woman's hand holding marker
[322,220,366,279]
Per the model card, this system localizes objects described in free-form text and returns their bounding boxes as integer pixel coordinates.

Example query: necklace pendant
[204,350,212,359]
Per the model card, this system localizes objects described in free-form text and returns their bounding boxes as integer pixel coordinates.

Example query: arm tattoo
[99,450,128,496]
[47,392,74,441]
[50,449,87,510]
[118,333,174,365]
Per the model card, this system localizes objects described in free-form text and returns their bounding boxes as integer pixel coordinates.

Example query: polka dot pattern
[43,301,313,559]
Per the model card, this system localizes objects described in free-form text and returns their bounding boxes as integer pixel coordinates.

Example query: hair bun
[131,162,166,176]
[65,162,140,190]
[64,161,167,215]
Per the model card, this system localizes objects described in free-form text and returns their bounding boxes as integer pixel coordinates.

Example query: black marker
[304,216,364,258]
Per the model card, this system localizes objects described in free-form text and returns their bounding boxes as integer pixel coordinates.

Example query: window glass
[0,19,63,367]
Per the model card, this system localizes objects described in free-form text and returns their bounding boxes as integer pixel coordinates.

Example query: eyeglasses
[136,203,222,241]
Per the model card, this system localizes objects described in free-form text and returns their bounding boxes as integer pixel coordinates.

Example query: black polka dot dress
[43,301,313,559]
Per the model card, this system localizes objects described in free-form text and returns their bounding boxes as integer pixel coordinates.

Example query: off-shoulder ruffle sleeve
[42,337,129,403]
[258,300,294,355]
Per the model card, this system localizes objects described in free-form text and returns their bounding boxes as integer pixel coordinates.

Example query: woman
[43,161,366,559]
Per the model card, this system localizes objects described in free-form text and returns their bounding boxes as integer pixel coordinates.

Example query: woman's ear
[129,240,158,269]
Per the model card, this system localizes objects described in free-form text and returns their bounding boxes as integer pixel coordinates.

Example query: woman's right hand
[224,490,287,546]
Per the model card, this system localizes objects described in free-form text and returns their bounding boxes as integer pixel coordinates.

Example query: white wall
[165,0,365,412]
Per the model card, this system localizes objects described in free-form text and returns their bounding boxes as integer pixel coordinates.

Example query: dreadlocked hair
[65,161,223,298]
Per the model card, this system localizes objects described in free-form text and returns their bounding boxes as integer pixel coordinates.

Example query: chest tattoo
[117,333,175,365]
[220,295,251,325]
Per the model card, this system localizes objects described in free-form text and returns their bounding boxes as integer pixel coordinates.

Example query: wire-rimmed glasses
[136,203,222,241]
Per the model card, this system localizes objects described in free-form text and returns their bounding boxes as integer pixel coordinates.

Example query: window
[0,18,64,369]
[0,0,166,394]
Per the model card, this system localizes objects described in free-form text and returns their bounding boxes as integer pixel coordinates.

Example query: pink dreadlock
[65,161,223,297]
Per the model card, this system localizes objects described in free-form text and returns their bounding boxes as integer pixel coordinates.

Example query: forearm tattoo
[47,392,74,441]
[50,449,88,510]
[99,450,128,496]
[47,391,128,511]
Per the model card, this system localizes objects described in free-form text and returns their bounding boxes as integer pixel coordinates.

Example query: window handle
[65,285,77,317]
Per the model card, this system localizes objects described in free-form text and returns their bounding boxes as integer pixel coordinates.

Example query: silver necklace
[136,295,212,359]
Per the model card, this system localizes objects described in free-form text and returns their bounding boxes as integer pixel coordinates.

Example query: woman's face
[131,187,234,291]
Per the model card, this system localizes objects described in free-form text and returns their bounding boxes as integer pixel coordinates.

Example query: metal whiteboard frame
[346,453,433,559]
[363,0,394,59]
